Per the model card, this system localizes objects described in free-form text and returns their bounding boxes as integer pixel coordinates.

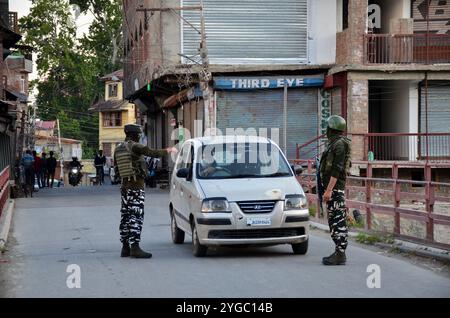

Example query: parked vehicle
[169,135,308,257]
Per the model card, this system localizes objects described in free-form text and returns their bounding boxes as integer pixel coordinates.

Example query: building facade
[326,0,450,165]
[0,1,22,173]
[123,0,450,172]
[123,0,337,165]
[89,69,137,158]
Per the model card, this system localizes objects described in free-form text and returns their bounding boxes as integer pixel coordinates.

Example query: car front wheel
[192,222,207,257]
[292,240,308,255]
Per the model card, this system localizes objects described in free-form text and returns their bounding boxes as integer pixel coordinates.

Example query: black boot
[121,242,130,257]
[130,243,152,259]
[322,249,346,265]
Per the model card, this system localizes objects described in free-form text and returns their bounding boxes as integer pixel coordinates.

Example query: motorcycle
[69,165,83,186]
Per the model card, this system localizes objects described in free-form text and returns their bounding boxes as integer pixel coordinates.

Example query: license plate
[246,217,271,226]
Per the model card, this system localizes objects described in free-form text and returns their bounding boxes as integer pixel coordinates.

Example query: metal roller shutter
[420,83,450,158]
[216,89,318,159]
[182,0,308,64]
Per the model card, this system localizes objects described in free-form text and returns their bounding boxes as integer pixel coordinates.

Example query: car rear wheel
[171,211,185,244]
[292,240,308,255]
[192,222,207,257]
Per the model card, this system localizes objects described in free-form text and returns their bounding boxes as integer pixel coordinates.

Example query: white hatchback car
[169,135,309,257]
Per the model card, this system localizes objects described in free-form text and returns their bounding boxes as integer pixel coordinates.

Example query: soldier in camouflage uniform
[319,115,351,265]
[114,124,177,258]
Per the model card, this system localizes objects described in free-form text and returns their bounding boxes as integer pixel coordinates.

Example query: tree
[19,0,123,158]
[70,0,123,74]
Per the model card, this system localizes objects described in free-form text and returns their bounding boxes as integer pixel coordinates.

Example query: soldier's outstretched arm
[131,143,178,158]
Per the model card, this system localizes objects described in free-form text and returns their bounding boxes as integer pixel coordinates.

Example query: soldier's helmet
[124,124,142,135]
[327,115,346,132]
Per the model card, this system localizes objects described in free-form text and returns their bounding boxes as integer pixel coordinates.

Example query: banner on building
[413,0,450,34]
[214,76,324,90]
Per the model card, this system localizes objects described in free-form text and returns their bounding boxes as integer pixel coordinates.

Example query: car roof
[188,135,272,146]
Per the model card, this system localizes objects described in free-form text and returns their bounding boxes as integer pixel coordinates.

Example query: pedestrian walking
[46,151,57,188]
[32,151,43,188]
[21,150,35,195]
[94,150,106,185]
[114,124,177,258]
[319,115,352,266]
[41,152,48,187]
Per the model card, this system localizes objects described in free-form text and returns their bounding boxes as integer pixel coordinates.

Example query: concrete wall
[347,79,369,161]
[308,0,337,65]
[336,0,368,66]
[161,0,182,67]
[371,0,411,33]
[380,81,409,133]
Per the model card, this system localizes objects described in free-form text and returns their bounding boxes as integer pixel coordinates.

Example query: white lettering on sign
[277,79,285,88]
[225,77,312,89]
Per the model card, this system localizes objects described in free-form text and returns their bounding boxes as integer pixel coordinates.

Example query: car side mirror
[176,168,189,179]
[291,165,303,176]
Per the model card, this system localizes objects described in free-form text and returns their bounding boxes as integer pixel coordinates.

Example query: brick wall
[123,0,174,98]
[347,79,369,161]
[335,0,368,66]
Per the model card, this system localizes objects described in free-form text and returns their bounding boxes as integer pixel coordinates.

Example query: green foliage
[309,205,317,217]
[356,233,382,245]
[355,232,394,245]
[19,0,123,157]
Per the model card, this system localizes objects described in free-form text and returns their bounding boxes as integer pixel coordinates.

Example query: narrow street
[1,185,449,298]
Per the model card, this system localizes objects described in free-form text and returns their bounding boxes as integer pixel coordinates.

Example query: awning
[89,99,129,112]
[5,88,27,103]
[163,87,202,109]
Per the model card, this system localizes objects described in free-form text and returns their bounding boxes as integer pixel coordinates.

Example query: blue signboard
[214,76,324,90]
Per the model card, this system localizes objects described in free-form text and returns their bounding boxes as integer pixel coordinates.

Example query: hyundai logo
[254,205,261,210]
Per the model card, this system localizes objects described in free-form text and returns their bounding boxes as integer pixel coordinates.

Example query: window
[343,0,349,30]
[20,76,25,93]
[103,112,122,127]
[108,84,118,98]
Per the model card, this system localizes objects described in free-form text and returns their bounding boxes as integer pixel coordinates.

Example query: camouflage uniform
[114,141,166,245]
[319,135,351,253]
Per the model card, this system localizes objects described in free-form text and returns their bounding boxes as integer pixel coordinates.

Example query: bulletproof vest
[320,136,352,178]
[115,141,147,181]
[115,141,137,181]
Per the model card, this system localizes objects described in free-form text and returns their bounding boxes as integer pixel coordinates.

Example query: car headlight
[201,198,231,213]
[284,194,308,210]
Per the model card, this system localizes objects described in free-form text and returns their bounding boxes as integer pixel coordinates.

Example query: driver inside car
[198,152,218,177]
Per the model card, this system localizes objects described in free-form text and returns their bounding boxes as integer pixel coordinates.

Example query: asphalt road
[1,185,449,298]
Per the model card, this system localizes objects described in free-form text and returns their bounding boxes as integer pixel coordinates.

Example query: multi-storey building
[89,69,137,158]
[123,0,449,175]
[123,0,337,165]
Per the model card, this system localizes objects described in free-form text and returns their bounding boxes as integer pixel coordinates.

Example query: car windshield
[196,142,292,179]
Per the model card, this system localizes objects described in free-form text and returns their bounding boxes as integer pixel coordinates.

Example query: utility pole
[137,1,213,131]
[56,118,63,185]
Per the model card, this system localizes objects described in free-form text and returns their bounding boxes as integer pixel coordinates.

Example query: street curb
[0,199,15,253]
[310,221,359,238]
[375,242,450,264]
[310,221,450,263]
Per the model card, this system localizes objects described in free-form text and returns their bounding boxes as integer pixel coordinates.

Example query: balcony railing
[364,34,450,64]
[363,133,450,162]
[8,12,19,33]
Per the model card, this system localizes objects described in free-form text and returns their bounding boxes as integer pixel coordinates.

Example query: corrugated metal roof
[89,99,129,112]
[35,121,56,130]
